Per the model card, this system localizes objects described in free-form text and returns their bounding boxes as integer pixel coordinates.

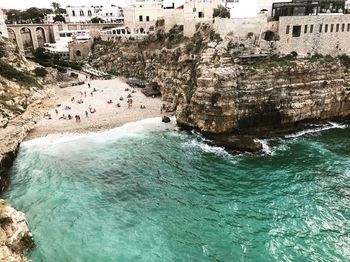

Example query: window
[330,24,334,32]
[325,24,328,32]
[146,16,150,22]
[319,24,323,33]
[304,25,308,34]
[348,24,350,32]
[286,25,290,34]
[88,10,92,16]
[342,23,345,32]
[292,25,301,37]
[336,24,339,32]
[198,11,204,18]
[139,15,143,21]
[80,10,84,16]
[72,10,76,16]
[76,50,81,56]
[310,24,314,33]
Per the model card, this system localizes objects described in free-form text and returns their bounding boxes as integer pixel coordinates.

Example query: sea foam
[22,117,177,147]
[285,122,347,138]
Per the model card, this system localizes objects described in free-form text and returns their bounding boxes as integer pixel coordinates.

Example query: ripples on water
[2,119,350,261]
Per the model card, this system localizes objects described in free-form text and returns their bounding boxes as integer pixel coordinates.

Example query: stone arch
[262,30,278,41]
[20,27,34,52]
[76,50,81,56]
[7,28,17,45]
[36,27,46,47]
[140,27,145,34]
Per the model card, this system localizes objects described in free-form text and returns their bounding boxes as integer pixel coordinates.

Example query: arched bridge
[7,23,120,52]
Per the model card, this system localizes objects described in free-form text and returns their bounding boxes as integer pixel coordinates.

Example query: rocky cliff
[0,200,35,262]
[0,38,55,189]
[92,24,350,138]
[0,38,55,260]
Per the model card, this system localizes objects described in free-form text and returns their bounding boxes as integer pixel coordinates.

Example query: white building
[44,30,92,59]
[227,0,291,18]
[0,9,8,38]
[65,5,123,23]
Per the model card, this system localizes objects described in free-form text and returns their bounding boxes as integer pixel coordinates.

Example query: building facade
[123,2,164,33]
[65,5,123,23]
[0,9,8,38]
[278,14,350,56]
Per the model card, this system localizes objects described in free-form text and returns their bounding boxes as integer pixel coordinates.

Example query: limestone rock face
[0,200,34,262]
[91,28,350,136]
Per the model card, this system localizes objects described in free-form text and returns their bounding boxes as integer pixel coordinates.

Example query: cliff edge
[92,24,350,140]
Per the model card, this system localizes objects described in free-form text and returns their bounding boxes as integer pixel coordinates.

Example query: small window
[72,10,76,16]
[342,23,345,32]
[292,25,301,37]
[304,25,308,34]
[286,25,290,34]
[319,24,323,33]
[310,24,314,33]
[330,24,334,32]
[198,11,204,18]
[336,24,339,32]
[146,16,150,22]
[348,23,350,32]
[80,10,84,16]
[139,15,143,21]
[325,24,328,33]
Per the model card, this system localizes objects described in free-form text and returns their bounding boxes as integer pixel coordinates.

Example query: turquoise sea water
[2,118,350,261]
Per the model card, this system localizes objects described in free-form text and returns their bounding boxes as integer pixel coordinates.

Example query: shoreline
[25,76,169,141]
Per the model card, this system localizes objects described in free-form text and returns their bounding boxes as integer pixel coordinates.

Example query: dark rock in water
[142,82,161,97]
[162,116,171,123]
[208,135,263,153]
[126,78,145,88]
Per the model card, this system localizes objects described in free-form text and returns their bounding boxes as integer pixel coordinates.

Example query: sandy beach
[26,76,166,140]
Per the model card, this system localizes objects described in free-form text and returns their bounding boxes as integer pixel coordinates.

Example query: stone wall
[278,14,350,56]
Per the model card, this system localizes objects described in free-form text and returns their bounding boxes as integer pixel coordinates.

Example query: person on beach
[68,114,72,120]
[91,92,93,96]
[88,83,90,88]
[71,97,75,102]
[55,109,58,115]
[160,106,163,114]
[85,111,88,118]
[84,91,86,97]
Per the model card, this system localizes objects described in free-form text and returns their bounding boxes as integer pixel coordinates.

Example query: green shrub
[339,54,350,68]
[34,67,48,77]
[0,61,40,87]
[0,41,6,58]
[213,5,230,18]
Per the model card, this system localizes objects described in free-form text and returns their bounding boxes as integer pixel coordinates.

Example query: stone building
[0,9,8,38]
[278,14,350,56]
[68,39,91,61]
[123,2,164,34]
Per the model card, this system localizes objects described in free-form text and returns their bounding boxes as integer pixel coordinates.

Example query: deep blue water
[2,118,350,261]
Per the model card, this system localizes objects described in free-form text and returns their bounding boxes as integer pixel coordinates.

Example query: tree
[51,2,60,13]
[213,5,230,18]
[91,17,105,23]
[53,14,65,23]
[6,9,22,23]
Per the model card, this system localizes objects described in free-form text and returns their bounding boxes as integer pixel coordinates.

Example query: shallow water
[2,118,350,261]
